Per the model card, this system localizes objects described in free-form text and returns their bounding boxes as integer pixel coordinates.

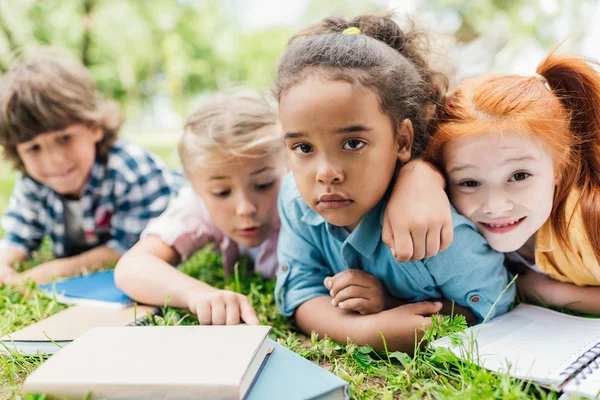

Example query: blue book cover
[39,270,133,308]
[248,339,349,400]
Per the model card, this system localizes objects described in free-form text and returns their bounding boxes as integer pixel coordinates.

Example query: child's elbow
[114,252,138,292]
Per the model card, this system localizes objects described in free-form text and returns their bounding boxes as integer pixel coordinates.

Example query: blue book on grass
[248,339,349,400]
[39,270,133,309]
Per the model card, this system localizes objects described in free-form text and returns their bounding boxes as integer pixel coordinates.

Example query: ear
[91,126,104,143]
[396,119,414,163]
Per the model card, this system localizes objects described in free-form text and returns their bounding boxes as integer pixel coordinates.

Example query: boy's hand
[0,264,22,287]
[382,160,453,262]
[186,289,260,326]
[324,270,393,315]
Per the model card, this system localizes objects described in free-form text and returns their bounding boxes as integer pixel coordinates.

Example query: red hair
[425,51,600,264]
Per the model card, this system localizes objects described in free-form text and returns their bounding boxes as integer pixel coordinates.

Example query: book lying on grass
[432,304,600,399]
[38,270,133,308]
[247,339,349,400]
[24,325,273,399]
[1,304,157,355]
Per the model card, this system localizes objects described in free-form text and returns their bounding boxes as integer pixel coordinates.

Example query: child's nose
[315,161,344,184]
[482,191,513,214]
[236,196,258,217]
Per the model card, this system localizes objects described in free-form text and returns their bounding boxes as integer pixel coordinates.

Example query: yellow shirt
[535,189,600,286]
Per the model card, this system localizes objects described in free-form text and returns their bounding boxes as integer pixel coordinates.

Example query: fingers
[225,297,241,325]
[331,285,368,306]
[196,301,212,325]
[239,297,260,325]
[424,228,441,259]
[210,297,226,325]
[391,228,413,262]
[382,212,394,250]
[403,301,443,317]
[420,316,434,330]
[439,222,454,253]
[337,298,372,314]
[409,227,427,261]
[328,270,370,299]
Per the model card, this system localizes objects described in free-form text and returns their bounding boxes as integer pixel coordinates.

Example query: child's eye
[459,180,480,188]
[342,139,365,150]
[256,181,275,191]
[58,134,71,144]
[212,189,231,198]
[26,144,41,154]
[509,172,531,182]
[292,143,313,155]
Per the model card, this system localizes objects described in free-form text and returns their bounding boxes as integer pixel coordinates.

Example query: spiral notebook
[432,304,600,399]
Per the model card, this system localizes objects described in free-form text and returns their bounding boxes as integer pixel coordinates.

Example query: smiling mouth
[479,217,526,234]
[54,166,76,179]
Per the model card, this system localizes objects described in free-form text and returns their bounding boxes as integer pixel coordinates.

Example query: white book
[432,304,600,399]
[1,305,157,355]
[24,325,273,400]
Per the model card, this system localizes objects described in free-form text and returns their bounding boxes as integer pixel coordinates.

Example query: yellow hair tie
[342,27,361,35]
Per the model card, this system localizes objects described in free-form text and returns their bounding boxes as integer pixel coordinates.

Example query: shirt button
[470,295,481,303]
[281,264,288,272]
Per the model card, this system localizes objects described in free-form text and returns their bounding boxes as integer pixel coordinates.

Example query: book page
[563,360,600,399]
[433,305,600,387]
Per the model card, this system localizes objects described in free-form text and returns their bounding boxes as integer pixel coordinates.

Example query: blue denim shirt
[275,173,515,322]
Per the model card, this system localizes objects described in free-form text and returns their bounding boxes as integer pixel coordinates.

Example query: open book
[38,270,133,308]
[24,325,273,399]
[1,305,157,355]
[432,304,600,399]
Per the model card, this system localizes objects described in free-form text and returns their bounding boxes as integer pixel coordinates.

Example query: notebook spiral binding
[559,341,600,385]
[126,307,162,327]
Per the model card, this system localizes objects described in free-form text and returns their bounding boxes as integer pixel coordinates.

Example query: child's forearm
[523,277,600,315]
[115,238,217,308]
[19,245,120,284]
[295,296,432,353]
[398,159,446,189]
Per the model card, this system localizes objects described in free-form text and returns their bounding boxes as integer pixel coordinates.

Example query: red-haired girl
[395,52,600,315]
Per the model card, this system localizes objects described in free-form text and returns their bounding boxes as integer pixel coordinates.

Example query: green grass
[0,134,562,399]
[0,246,561,400]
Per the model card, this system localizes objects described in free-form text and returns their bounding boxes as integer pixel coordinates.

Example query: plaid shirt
[0,139,184,257]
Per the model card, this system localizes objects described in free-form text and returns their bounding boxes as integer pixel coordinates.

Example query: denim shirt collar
[299,191,388,260]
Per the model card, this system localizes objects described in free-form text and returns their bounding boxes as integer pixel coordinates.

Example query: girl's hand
[382,159,453,261]
[0,264,21,287]
[186,289,260,325]
[324,270,398,315]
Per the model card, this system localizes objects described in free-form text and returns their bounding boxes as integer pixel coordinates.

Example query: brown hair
[425,51,600,264]
[0,53,122,172]
[178,89,282,176]
[274,13,448,157]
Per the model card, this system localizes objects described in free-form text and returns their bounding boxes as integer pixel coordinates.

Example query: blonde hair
[0,50,122,172]
[178,90,282,175]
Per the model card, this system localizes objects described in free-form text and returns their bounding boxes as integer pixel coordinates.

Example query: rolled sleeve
[275,179,330,317]
[424,212,516,322]
[141,187,221,260]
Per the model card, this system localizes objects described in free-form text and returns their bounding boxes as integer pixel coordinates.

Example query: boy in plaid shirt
[0,53,182,286]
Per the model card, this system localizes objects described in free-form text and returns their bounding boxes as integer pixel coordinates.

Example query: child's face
[444,131,556,253]
[280,74,412,231]
[190,153,286,248]
[16,124,103,199]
